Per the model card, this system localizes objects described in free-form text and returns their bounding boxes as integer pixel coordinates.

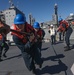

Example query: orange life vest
[58,20,69,32]
[36,29,43,41]
[11,23,35,44]
[0,22,5,40]
[0,21,10,34]
[0,34,3,40]
[11,25,28,43]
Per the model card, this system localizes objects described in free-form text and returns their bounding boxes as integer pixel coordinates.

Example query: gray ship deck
[0,40,74,75]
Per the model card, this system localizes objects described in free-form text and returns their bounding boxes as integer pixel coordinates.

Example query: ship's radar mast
[9,0,14,7]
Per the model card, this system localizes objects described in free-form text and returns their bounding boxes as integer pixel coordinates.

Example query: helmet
[50,24,53,27]
[33,22,40,28]
[14,14,26,24]
[58,18,63,22]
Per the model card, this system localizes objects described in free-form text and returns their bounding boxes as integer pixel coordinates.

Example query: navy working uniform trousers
[13,35,43,71]
[65,26,73,48]
[0,36,9,59]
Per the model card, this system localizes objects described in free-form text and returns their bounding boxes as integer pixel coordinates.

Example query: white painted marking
[71,63,74,75]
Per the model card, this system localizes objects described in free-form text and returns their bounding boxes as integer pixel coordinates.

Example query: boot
[32,66,36,74]
[64,46,68,48]
[39,59,43,68]
[64,46,71,51]
[3,49,8,58]
[3,53,7,58]
[0,57,3,62]
[39,64,42,68]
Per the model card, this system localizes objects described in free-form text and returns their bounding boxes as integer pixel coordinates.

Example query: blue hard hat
[33,22,40,28]
[58,18,63,22]
[14,14,26,24]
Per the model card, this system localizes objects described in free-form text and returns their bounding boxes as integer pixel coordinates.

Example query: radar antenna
[9,0,14,6]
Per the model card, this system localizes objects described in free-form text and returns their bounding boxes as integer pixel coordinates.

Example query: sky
[0,0,74,23]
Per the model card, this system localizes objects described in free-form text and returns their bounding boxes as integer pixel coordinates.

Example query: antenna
[9,0,14,6]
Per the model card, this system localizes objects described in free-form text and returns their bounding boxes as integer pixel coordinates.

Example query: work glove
[1,43,4,47]
[37,35,40,38]
[29,33,35,42]
[37,35,41,40]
